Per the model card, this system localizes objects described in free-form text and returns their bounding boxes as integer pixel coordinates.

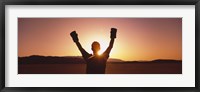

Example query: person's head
[91,41,100,55]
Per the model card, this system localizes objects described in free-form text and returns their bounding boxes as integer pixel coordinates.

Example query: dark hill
[18,55,181,64]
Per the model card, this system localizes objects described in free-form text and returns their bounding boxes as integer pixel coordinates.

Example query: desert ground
[19,60,182,74]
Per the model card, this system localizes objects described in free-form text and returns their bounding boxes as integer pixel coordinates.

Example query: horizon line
[18,55,182,62]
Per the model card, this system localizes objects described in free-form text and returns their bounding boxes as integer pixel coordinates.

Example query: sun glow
[97,51,102,55]
[98,41,109,55]
[81,30,110,55]
[18,18,182,61]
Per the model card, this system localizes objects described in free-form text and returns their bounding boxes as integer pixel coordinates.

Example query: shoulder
[83,54,92,60]
[102,52,109,59]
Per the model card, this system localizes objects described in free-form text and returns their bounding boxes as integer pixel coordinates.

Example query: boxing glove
[70,31,79,42]
[111,28,117,39]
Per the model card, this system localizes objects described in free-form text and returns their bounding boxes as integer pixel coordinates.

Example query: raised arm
[103,28,117,56]
[70,31,91,60]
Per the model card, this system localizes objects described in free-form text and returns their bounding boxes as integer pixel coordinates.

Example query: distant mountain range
[18,55,182,64]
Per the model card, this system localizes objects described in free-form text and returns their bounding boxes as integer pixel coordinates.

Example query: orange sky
[18,18,182,61]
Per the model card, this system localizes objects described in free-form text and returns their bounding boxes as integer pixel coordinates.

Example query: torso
[86,54,109,74]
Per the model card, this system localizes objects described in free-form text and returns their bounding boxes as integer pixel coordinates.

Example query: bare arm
[75,41,91,60]
[70,31,90,60]
[103,28,117,56]
[104,38,115,55]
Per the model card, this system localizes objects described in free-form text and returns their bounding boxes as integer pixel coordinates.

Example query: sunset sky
[18,18,182,61]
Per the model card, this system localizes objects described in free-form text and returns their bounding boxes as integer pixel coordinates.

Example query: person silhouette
[70,28,117,74]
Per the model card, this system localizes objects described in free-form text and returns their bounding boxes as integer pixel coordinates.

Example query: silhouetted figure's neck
[93,52,98,56]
